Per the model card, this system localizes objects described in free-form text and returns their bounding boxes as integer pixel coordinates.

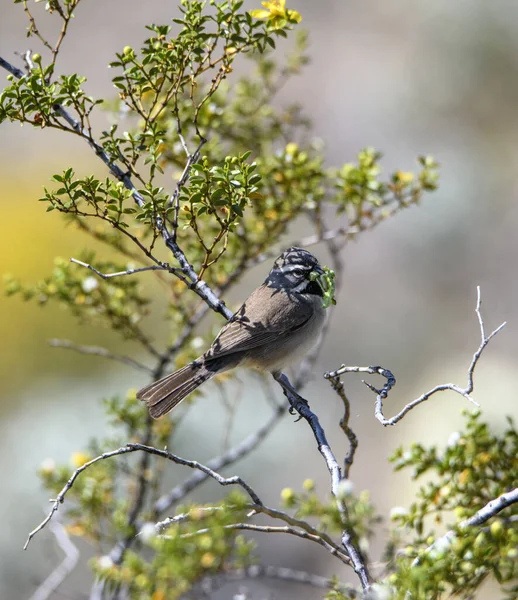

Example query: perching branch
[24,443,262,550]
[273,372,371,592]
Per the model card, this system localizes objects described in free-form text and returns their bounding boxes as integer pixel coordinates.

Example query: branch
[184,522,348,563]
[415,487,518,566]
[0,55,230,317]
[326,287,505,427]
[168,135,207,243]
[325,372,358,478]
[272,372,371,591]
[70,257,171,279]
[24,443,262,550]
[48,338,152,374]
[155,502,349,564]
[29,518,79,600]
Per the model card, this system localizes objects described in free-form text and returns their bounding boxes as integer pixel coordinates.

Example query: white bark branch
[70,258,170,279]
[415,486,518,566]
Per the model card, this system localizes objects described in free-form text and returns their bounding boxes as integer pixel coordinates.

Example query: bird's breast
[242,298,326,372]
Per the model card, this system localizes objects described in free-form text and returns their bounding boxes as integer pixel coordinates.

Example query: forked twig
[326,287,505,427]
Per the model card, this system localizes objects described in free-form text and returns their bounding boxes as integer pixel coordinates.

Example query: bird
[137,247,330,418]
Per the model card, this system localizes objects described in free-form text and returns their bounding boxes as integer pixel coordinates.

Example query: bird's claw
[288,398,309,422]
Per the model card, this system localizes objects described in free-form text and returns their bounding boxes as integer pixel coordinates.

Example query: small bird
[137,247,330,418]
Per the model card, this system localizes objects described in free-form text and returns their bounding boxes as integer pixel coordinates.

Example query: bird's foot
[288,396,310,421]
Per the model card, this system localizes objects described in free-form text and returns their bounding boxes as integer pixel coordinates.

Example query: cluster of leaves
[92,492,253,599]
[0,61,101,130]
[332,149,439,224]
[4,253,151,341]
[385,410,518,599]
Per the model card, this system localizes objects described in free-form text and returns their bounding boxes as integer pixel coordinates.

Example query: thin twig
[155,503,349,563]
[70,258,171,279]
[326,374,358,478]
[184,522,348,562]
[168,136,206,243]
[48,338,152,374]
[348,286,506,426]
[24,443,262,550]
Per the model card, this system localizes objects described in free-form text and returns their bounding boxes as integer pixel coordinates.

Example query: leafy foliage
[386,410,518,599]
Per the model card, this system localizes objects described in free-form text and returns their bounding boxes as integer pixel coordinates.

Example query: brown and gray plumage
[137,247,327,418]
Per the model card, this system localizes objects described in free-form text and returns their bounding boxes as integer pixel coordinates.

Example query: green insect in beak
[310,266,336,309]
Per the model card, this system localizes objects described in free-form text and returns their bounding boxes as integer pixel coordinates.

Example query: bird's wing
[206,284,313,358]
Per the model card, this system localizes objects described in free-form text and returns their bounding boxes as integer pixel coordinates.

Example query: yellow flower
[200,552,216,568]
[70,451,91,468]
[285,142,298,156]
[395,171,414,184]
[250,0,302,25]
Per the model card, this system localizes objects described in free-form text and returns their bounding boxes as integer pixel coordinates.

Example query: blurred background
[1,0,518,598]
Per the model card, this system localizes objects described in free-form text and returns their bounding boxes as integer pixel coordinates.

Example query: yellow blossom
[70,451,91,468]
[201,552,216,568]
[250,0,302,26]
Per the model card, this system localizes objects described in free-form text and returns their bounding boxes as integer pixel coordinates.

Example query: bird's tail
[137,356,232,419]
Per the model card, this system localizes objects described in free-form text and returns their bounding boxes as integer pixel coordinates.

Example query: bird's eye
[292,268,305,278]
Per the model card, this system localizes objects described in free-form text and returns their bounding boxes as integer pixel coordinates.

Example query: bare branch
[70,257,170,279]
[155,503,349,564]
[326,288,505,427]
[29,518,79,600]
[185,522,348,562]
[414,487,518,566]
[48,338,152,374]
[325,373,358,478]
[24,443,262,550]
